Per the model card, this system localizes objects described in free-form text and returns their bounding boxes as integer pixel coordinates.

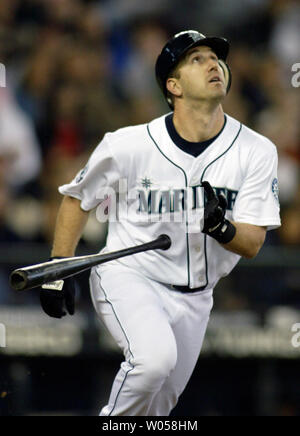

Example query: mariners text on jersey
[137,185,238,215]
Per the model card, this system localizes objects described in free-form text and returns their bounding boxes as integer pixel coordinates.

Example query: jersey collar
[147,113,242,174]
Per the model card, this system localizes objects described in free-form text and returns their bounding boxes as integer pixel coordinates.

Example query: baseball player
[40,31,281,416]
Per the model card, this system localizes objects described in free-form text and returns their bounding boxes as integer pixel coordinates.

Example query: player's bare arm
[34,195,90,319]
[51,195,89,258]
[222,222,266,259]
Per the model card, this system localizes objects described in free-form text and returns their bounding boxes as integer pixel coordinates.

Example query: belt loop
[171,284,206,293]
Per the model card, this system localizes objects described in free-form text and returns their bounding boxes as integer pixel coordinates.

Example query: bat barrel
[9,257,92,291]
[9,234,171,291]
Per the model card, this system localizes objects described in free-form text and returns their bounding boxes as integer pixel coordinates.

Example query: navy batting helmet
[155,30,232,109]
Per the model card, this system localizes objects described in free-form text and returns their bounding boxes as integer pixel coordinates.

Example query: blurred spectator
[255,90,300,207]
[0,0,19,27]
[279,185,300,245]
[120,18,170,122]
[0,87,41,190]
[269,0,300,70]
[15,31,62,153]
[0,84,41,304]
[99,0,170,26]
[78,3,109,48]
[43,0,83,32]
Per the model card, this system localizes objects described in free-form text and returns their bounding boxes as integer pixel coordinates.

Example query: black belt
[171,284,207,293]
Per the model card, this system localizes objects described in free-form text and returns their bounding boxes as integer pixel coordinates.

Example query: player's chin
[208,85,226,99]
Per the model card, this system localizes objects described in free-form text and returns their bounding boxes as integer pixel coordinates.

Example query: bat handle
[9,234,172,291]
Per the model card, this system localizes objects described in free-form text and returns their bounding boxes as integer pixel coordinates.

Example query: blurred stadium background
[0,0,299,416]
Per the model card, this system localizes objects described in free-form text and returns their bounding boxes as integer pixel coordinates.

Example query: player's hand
[201,181,227,233]
[201,181,236,244]
[39,257,77,318]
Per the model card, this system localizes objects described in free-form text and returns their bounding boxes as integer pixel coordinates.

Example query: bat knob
[158,234,172,250]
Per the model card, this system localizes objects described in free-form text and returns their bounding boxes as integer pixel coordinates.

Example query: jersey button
[195,246,201,252]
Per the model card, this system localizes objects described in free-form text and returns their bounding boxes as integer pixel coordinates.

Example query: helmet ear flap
[218,59,232,93]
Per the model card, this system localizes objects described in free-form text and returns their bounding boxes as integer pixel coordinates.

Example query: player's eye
[192,55,201,63]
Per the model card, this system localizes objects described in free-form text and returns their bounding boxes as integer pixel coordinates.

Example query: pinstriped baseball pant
[90,263,213,416]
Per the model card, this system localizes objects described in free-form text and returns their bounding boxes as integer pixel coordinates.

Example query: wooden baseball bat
[9,234,171,291]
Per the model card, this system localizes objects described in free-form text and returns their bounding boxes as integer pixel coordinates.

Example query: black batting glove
[39,257,77,319]
[201,181,236,244]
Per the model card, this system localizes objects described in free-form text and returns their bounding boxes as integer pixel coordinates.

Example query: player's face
[171,46,227,104]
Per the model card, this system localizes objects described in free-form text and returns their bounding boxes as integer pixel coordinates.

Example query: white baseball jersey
[59,113,281,291]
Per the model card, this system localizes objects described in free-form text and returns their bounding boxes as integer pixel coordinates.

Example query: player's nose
[207,61,219,72]
[207,61,224,83]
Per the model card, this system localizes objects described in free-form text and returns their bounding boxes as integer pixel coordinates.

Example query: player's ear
[166,77,182,98]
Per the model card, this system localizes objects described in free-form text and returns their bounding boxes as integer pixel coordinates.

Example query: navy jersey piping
[147,123,191,287]
[95,270,134,416]
[200,123,243,289]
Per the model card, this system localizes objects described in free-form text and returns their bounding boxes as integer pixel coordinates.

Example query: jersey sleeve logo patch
[75,165,89,184]
[272,178,279,202]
